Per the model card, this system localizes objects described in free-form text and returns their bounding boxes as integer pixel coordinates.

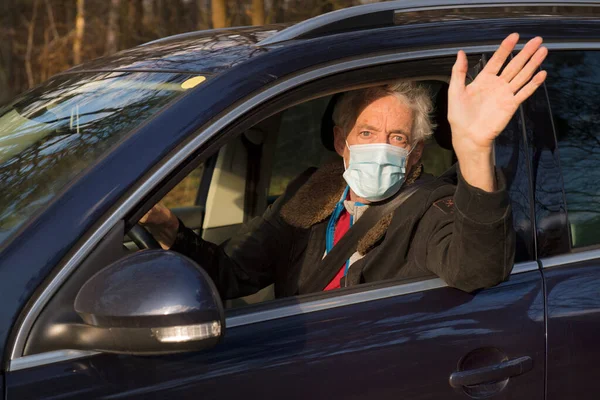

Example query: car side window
[268,96,337,200]
[267,82,454,204]
[161,164,205,208]
[544,51,600,249]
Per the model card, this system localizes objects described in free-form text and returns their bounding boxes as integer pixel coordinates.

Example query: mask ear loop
[403,142,419,175]
[343,140,350,170]
[407,141,418,155]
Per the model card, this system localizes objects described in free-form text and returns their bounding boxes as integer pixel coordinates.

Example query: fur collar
[280,160,423,255]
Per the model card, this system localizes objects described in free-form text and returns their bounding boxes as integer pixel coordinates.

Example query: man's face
[333,94,424,172]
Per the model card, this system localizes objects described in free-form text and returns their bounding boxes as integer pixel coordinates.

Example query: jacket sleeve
[169,170,313,300]
[414,168,515,292]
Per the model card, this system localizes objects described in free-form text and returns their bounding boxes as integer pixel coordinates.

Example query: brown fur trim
[280,160,423,255]
[357,164,423,255]
[279,160,346,228]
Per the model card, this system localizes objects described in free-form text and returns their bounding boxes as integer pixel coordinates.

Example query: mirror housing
[70,250,224,355]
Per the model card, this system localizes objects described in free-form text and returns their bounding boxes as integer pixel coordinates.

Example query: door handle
[449,356,533,388]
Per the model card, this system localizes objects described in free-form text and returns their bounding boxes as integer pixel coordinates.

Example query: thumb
[449,50,468,96]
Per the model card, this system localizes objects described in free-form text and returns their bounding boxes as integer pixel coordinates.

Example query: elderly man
[141,33,547,299]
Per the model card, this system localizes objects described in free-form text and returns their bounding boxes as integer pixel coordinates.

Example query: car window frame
[9,40,591,372]
[542,49,600,254]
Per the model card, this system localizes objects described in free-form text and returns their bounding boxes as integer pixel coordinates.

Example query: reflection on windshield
[0,71,203,246]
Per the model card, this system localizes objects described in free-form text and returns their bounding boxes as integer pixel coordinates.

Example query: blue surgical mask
[343,142,413,202]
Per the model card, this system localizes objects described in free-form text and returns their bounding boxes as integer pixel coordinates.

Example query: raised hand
[448,33,548,191]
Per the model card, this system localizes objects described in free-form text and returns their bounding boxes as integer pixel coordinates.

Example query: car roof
[61,0,599,76]
[260,0,600,45]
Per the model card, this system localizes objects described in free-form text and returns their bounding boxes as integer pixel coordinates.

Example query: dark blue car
[1,0,600,398]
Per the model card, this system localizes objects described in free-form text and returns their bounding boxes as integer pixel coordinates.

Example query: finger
[514,70,547,104]
[139,204,161,225]
[139,212,150,224]
[500,36,543,82]
[449,50,468,95]
[509,46,548,93]
[484,33,519,75]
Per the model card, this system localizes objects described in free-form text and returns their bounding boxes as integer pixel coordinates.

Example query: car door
[5,54,545,399]
[5,271,545,399]
[529,49,600,400]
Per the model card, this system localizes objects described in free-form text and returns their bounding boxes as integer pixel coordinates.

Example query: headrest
[432,83,453,151]
[320,93,342,152]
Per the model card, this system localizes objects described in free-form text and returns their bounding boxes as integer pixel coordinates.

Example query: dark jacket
[171,161,515,299]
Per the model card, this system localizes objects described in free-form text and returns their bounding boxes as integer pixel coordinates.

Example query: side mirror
[71,250,224,355]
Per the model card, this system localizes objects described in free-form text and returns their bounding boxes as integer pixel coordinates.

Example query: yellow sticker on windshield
[181,76,207,89]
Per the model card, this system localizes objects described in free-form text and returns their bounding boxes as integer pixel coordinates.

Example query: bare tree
[268,0,285,23]
[2,0,369,107]
[252,0,265,25]
[211,0,227,28]
[73,0,85,65]
[196,0,210,29]
[44,0,59,42]
[142,0,155,29]
[154,0,167,38]
[25,0,41,88]
[0,0,15,103]
[105,0,120,55]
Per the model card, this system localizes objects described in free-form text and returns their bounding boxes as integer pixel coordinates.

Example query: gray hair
[332,80,435,144]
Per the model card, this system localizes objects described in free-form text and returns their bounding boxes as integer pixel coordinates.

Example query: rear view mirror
[70,250,224,355]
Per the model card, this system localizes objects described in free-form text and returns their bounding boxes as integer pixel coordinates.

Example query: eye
[359,131,372,138]
[391,134,408,144]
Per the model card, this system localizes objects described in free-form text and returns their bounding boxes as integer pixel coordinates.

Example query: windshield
[0,71,207,246]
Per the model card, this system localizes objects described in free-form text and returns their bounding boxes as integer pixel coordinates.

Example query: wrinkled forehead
[351,95,414,133]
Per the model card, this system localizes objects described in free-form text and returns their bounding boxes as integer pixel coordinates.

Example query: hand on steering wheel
[136,202,180,250]
[129,224,161,250]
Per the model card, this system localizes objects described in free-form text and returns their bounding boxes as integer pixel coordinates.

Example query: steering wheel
[129,224,161,250]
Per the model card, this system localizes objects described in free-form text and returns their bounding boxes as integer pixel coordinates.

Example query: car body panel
[7,272,544,399]
[542,259,600,400]
[3,22,599,362]
[531,47,600,398]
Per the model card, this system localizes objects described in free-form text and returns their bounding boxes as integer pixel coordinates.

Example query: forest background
[0,0,381,106]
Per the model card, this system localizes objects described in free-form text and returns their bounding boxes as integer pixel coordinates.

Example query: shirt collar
[338,186,368,216]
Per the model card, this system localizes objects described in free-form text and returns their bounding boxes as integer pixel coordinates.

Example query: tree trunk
[73,0,85,65]
[268,0,285,23]
[129,0,143,45]
[41,27,49,82]
[25,0,40,88]
[154,0,167,38]
[44,0,59,42]
[0,0,14,104]
[196,0,209,29]
[105,0,120,55]
[251,0,265,25]
[211,0,227,28]
[142,0,154,31]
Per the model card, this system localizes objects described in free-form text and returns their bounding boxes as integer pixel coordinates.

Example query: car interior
[21,71,466,356]
[139,79,456,308]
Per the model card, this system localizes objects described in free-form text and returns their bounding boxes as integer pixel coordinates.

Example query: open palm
[448,34,548,152]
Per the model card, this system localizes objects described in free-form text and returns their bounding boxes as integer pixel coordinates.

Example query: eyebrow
[358,124,410,136]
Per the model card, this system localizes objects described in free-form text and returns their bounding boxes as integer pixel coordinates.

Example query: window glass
[544,51,600,248]
[0,71,205,246]
[161,164,205,208]
[268,96,336,198]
